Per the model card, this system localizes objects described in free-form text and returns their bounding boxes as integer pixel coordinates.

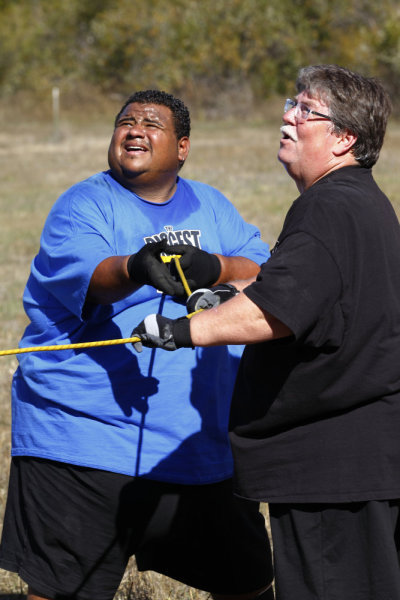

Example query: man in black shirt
[133,65,400,599]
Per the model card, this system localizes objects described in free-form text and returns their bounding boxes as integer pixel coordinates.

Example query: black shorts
[269,500,400,600]
[0,457,273,600]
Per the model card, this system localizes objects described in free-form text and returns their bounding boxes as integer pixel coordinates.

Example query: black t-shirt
[230,166,400,503]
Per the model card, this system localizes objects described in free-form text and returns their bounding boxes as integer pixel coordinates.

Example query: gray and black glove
[186,283,239,314]
[131,314,192,353]
[166,243,221,291]
[127,240,183,296]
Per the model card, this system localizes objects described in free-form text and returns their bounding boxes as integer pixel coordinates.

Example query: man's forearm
[86,256,138,305]
[213,255,261,285]
[188,291,293,347]
[86,254,264,307]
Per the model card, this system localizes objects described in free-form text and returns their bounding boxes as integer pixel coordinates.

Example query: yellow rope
[160,253,192,298]
[0,253,197,357]
[0,337,141,357]
[172,255,192,297]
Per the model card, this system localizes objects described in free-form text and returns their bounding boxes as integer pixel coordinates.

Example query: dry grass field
[0,100,399,599]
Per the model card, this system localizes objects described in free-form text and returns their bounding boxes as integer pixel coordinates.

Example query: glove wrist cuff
[207,254,221,286]
[127,254,137,282]
[172,317,193,348]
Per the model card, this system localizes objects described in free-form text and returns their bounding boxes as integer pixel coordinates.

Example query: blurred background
[0,0,399,119]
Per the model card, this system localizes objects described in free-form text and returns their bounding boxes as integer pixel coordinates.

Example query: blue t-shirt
[11,172,270,483]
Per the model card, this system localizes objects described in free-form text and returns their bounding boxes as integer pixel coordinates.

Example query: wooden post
[52,86,60,141]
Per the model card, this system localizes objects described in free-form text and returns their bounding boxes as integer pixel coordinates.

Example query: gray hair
[296,64,392,168]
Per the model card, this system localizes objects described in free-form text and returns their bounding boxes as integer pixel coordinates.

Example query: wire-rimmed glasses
[284,98,332,123]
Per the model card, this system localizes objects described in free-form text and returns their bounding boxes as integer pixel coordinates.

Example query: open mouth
[124,144,148,153]
[280,125,298,143]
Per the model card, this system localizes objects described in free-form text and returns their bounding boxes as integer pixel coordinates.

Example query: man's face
[278,91,339,192]
[108,102,189,190]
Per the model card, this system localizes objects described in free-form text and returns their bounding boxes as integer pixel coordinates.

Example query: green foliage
[0,0,399,111]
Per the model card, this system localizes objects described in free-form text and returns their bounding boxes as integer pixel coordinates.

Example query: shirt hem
[234,487,400,504]
[11,450,233,485]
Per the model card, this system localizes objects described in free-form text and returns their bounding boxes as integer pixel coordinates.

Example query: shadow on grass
[0,595,26,600]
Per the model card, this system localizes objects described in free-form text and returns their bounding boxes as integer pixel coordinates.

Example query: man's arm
[213,255,261,285]
[188,290,292,346]
[86,245,264,306]
[167,243,264,291]
[85,240,187,305]
[132,289,293,353]
[86,256,135,305]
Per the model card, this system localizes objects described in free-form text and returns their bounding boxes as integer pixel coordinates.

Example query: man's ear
[178,137,190,164]
[332,130,357,157]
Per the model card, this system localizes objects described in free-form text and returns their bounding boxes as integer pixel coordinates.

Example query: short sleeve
[244,231,344,347]
[30,185,115,319]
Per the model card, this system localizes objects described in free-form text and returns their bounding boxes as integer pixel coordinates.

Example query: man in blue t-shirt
[0,91,273,600]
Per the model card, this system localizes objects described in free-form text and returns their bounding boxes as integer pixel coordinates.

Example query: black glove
[186,283,239,314]
[131,314,192,353]
[127,240,183,296]
[166,243,221,290]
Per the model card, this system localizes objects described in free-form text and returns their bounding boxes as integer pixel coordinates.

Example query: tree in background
[0,0,399,114]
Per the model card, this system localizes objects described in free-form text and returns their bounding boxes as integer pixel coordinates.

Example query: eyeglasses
[284,98,332,123]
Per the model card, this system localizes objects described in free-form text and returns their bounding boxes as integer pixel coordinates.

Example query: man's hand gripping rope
[131,281,239,353]
[0,250,238,357]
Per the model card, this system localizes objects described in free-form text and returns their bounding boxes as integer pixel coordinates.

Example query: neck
[297,156,358,193]
[114,173,179,203]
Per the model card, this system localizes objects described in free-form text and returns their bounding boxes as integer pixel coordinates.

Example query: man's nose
[126,123,145,137]
[283,107,296,125]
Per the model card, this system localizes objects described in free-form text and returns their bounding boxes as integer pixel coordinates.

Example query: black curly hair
[114,90,191,140]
